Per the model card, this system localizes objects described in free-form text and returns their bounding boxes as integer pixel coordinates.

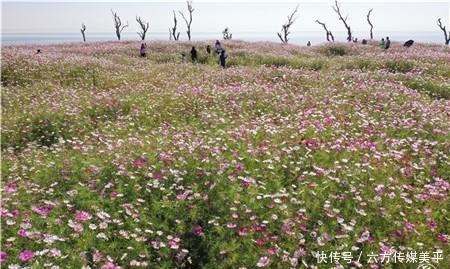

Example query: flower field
[1,40,449,268]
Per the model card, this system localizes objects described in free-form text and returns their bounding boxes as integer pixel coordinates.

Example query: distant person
[140,43,147,57]
[403,40,414,48]
[219,50,227,68]
[190,46,198,62]
[181,53,186,63]
[36,49,41,54]
[362,39,367,45]
[206,45,211,54]
[353,38,358,43]
[307,41,311,47]
[380,38,385,48]
[215,40,223,54]
[384,36,391,50]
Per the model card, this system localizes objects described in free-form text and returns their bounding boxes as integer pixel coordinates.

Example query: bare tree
[277,5,299,44]
[179,1,194,41]
[367,9,374,40]
[170,10,180,41]
[111,10,128,40]
[437,18,450,45]
[223,27,232,40]
[332,0,352,42]
[80,23,86,42]
[315,20,334,42]
[136,16,150,40]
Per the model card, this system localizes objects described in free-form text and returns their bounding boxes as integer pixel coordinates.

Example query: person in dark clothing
[219,50,227,68]
[206,45,211,54]
[36,49,41,54]
[380,38,385,48]
[140,43,147,57]
[384,36,391,50]
[403,40,414,47]
[307,41,311,47]
[215,40,223,54]
[190,46,198,62]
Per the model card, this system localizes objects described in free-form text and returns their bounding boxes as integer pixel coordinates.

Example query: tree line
[79,0,450,45]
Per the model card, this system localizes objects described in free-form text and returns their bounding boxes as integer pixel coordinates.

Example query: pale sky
[1,1,449,34]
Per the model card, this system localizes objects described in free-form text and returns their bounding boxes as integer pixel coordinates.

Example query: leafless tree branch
[80,23,86,42]
[332,0,352,42]
[111,10,128,41]
[179,1,194,41]
[277,5,299,44]
[315,20,334,42]
[136,16,150,41]
[170,10,180,41]
[437,18,450,45]
[367,9,374,40]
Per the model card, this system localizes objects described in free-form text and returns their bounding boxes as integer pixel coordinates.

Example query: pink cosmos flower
[168,239,180,249]
[0,252,8,263]
[437,234,448,243]
[428,221,437,229]
[101,262,121,269]
[238,228,249,236]
[256,256,270,267]
[19,250,34,262]
[404,221,414,231]
[236,163,244,172]
[4,184,17,194]
[192,225,204,236]
[294,248,306,258]
[18,229,28,238]
[110,192,118,199]
[76,211,92,222]
[31,205,53,217]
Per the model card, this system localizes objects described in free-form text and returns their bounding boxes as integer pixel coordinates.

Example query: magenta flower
[18,229,28,238]
[31,205,53,217]
[101,262,121,269]
[19,250,34,262]
[256,256,270,267]
[236,162,244,172]
[0,251,8,263]
[192,225,204,236]
[238,227,249,236]
[168,239,180,249]
[428,221,437,229]
[76,210,92,222]
[404,221,414,231]
[4,183,17,194]
[437,234,448,243]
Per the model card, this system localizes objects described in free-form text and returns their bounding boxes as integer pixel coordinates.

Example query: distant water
[1,31,445,46]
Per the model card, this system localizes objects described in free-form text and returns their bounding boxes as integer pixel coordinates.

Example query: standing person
[215,40,223,54]
[219,50,227,68]
[140,43,147,57]
[380,38,385,48]
[307,41,311,47]
[206,45,211,55]
[384,36,391,50]
[190,46,198,62]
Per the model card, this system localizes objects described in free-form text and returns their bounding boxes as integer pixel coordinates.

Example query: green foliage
[319,44,351,56]
[384,60,415,73]
[3,113,70,149]
[404,79,450,99]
